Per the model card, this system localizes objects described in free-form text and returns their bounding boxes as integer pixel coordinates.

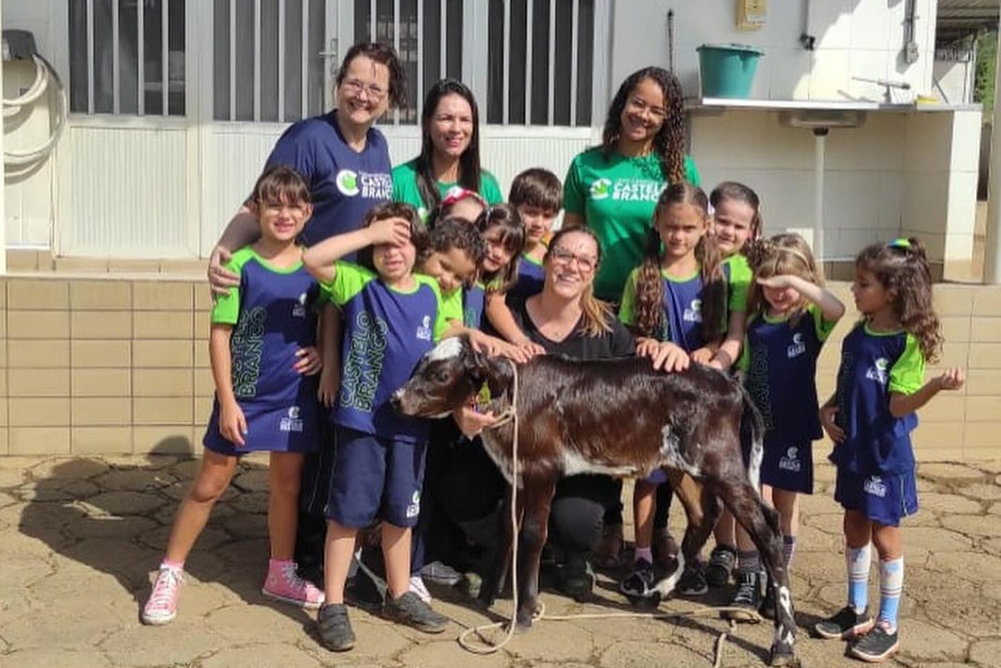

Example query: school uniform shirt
[738,303,837,441]
[463,281,486,329]
[562,148,701,302]
[265,111,393,248]
[320,263,460,444]
[618,260,747,354]
[508,252,546,303]
[391,158,504,222]
[204,248,321,454]
[829,321,926,475]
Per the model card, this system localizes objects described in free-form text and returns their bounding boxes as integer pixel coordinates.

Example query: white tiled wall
[692,107,979,263]
[611,0,938,102]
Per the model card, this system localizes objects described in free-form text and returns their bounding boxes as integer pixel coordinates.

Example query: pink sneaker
[142,566,184,625]
[262,561,325,609]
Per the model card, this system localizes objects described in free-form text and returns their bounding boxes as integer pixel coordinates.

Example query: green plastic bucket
[697,44,764,98]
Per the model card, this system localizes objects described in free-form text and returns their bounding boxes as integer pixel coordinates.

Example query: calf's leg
[651,471,719,599]
[479,485,519,609]
[515,476,557,629]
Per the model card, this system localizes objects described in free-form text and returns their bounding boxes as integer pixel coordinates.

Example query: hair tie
[888,238,911,249]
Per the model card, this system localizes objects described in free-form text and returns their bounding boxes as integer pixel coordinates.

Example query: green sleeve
[809,302,839,342]
[726,254,751,313]
[562,156,586,215]
[481,171,505,204]
[211,248,254,325]
[736,333,751,372]
[618,268,639,327]
[888,333,926,396]
[441,286,464,324]
[683,155,701,187]
[320,262,375,307]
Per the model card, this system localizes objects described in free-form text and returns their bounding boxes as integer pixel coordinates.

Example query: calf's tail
[739,385,765,494]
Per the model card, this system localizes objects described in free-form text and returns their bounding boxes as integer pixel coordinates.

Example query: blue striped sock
[847,544,871,614]
[878,557,904,632]
[783,535,797,569]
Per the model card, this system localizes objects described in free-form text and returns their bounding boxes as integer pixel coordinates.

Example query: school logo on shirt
[416,314,433,342]
[866,357,890,385]
[863,475,887,498]
[589,178,612,200]
[787,332,806,359]
[335,169,360,196]
[280,405,304,433]
[406,490,421,518]
[683,298,703,323]
[779,446,802,472]
[292,292,308,318]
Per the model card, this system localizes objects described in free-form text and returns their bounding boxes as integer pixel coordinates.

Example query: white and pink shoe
[262,560,325,609]
[142,565,184,625]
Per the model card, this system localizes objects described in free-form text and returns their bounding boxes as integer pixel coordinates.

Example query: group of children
[140,163,964,664]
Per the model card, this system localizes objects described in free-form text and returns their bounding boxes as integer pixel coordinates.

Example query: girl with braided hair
[616,182,749,599]
[721,233,845,622]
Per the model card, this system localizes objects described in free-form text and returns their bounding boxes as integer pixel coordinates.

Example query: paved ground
[1,454,1000,668]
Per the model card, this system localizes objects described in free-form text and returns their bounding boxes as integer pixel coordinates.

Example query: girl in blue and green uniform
[815,238,964,663]
[143,166,325,626]
[617,182,748,600]
[303,202,462,652]
[722,233,845,622]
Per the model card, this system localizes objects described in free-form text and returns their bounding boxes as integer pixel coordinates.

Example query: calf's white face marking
[427,336,464,362]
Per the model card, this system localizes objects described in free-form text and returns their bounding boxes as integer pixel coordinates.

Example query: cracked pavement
[1,454,1000,668]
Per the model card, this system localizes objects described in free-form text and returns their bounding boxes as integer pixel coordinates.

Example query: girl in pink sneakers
[142,166,325,625]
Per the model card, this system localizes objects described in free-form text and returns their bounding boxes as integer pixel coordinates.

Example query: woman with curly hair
[815,238,964,662]
[562,66,700,304]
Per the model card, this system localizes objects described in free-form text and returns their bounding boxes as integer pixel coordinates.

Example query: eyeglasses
[340,78,387,100]
[549,247,597,274]
[626,96,666,120]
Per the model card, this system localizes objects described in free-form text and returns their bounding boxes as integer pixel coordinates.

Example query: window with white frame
[212,0,328,123]
[68,0,186,116]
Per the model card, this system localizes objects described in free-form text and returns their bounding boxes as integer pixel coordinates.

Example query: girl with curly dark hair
[816,238,964,662]
[563,66,700,303]
[393,80,503,220]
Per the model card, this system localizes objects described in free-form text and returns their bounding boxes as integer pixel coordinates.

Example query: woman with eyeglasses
[561,65,700,569]
[440,226,635,600]
[204,42,407,607]
[392,79,504,222]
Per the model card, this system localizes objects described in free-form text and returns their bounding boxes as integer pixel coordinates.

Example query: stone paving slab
[1,456,1000,668]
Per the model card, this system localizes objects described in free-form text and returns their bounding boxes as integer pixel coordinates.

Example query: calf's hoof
[768,644,799,668]
[514,611,534,632]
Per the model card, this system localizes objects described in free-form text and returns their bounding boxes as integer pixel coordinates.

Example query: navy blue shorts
[325,425,428,529]
[834,467,918,527]
[760,439,814,494]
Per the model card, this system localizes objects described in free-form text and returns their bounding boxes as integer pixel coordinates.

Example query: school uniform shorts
[325,424,428,529]
[834,467,918,527]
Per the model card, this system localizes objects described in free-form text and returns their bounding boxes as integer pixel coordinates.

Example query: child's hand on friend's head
[318,366,339,408]
[294,346,322,375]
[220,401,248,447]
[368,217,412,247]
[935,367,965,392]
[756,275,798,290]
[819,404,845,443]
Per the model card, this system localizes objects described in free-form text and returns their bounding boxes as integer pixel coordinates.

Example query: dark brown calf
[392,336,797,666]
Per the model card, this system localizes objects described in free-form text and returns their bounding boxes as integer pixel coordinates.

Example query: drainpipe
[985,15,1001,284]
[0,0,6,274]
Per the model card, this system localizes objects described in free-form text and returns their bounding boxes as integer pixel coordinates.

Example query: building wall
[611,0,939,102]
[0,275,996,461]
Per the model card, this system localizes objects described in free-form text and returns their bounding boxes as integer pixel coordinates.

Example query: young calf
[392,336,797,667]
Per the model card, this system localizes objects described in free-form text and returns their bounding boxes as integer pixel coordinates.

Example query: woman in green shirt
[392,79,503,221]
[563,66,700,304]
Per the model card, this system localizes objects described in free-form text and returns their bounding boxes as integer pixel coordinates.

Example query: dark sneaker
[723,571,761,622]
[559,553,595,600]
[383,591,449,634]
[344,571,384,611]
[849,623,899,662]
[677,561,709,596]
[705,545,737,587]
[620,558,656,599]
[814,605,875,640]
[652,528,680,572]
[317,603,355,652]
